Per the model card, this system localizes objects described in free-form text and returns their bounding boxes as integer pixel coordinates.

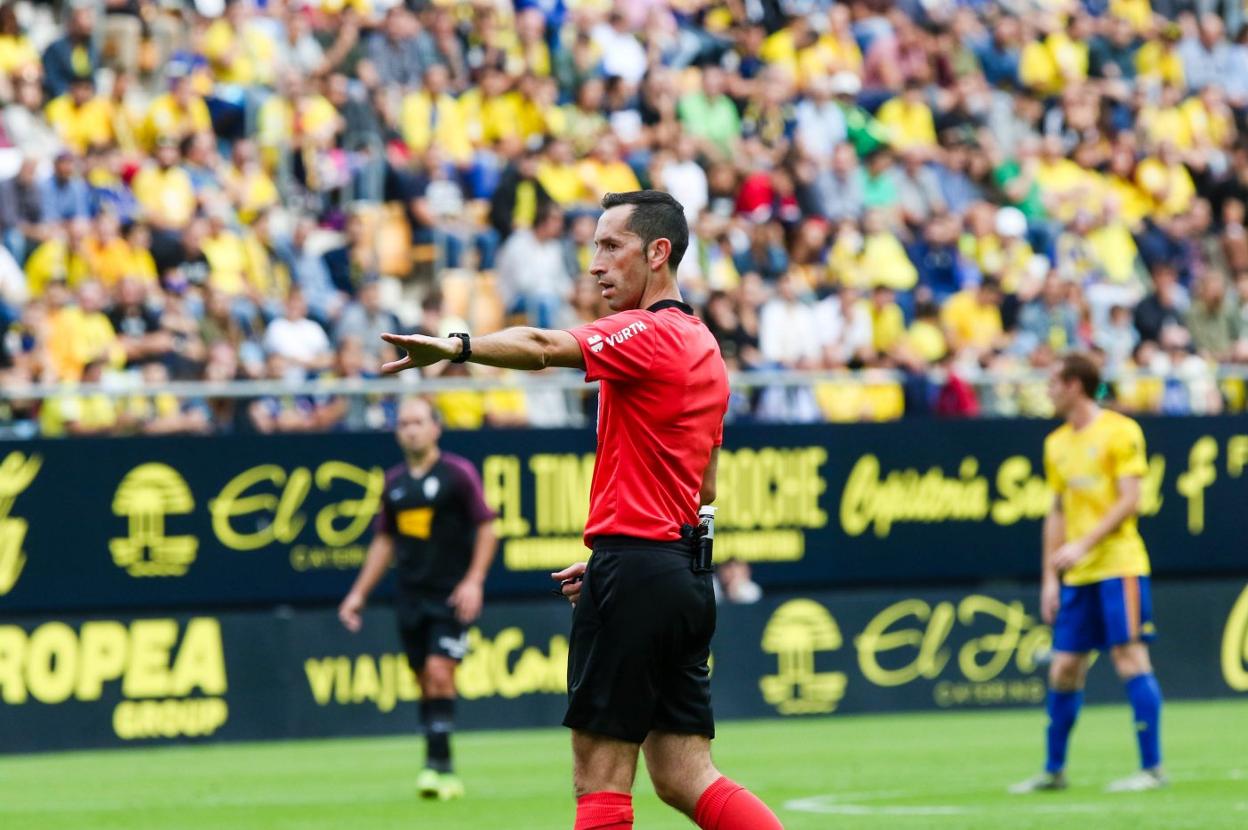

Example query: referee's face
[396,398,440,456]
[591,206,649,312]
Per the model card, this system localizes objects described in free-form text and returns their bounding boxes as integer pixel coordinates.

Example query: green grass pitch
[2,700,1244,829]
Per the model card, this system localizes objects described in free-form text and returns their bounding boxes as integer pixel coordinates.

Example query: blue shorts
[1052,575,1155,654]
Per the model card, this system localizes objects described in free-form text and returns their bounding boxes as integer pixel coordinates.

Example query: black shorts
[395,595,469,671]
[562,536,716,744]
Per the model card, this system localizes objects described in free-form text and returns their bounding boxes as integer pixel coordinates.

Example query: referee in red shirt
[381,191,783,830]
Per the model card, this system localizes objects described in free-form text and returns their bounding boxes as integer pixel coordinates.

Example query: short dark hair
[979,275,1002,294]
[1059,352,1100,399]
[600,190,689,271]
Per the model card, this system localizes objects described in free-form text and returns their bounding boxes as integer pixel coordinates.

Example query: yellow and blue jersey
[1044,409,1150,587]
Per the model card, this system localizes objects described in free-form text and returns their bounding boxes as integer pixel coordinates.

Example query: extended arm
[380,328,586,373]
[338,533,395,632]
[700,446,719,506]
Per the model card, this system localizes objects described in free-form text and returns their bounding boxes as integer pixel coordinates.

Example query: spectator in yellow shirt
[1135,142,1196,219]
[0,4,38,77]
[961,205,1035,295]
[906,301,948,363]
[510,7,552,77]
[25,217,94,296]
[941,277,1006,353]
[400,64,472,166]
[518,75,569,140]
[1020,23,1061,95]
[122,223,160,284]
[1020,14,1090,96]
[1181,84,1236,152]
[536,138,588,206]
[223,139,279,224]
[256,71,343,162]
[106,71,143,155]
[802,7,864,85]
[1034,134,1100,223]
[1088,196,1146,286]
[44,73,114,154]
[201,212,253,298]
[859,209,919,291]
[1138,84,1193,150]
[82,211,138,288]
[876,82,937,151]
[140,69,213,152]
[576,134,641,201]
[760,15,824,81]
[460,66,526,147]
[1136,25,1185,88]
[868,285,907,356]
[1104,142,1153,229]
[132,138,197,232]
[202,0,277,87]
[39,358,125,437]
[44,280,121,381]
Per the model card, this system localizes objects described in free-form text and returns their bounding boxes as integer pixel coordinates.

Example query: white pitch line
[786,792,1119,817]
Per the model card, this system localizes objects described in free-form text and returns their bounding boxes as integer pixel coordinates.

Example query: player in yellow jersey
[1011,353,1166,795]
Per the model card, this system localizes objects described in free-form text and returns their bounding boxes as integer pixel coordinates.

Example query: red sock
[574,791,633,829]
[694,776,783,830]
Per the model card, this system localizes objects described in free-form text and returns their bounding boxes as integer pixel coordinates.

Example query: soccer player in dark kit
[380,191,783,829]
[338,396,497,801]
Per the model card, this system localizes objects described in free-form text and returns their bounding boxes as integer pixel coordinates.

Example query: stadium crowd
[1,0,1247,438]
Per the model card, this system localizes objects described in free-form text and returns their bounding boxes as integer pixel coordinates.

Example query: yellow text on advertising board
[103,459,386,578]
[0,617,228,739]
[839,453,1165,538]
[0,451,41,596]
[1222,583,1248,693]
[1178,433,1248,533]
[486,448,828,571]
[759,594,1052,716]
[305,627,569,713]
[211,461,385,552]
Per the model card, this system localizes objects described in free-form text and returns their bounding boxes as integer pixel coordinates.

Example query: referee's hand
[379,332,457,374]
[551,562,587,606]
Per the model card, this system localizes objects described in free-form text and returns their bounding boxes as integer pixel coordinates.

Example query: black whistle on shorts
[685,506,716,574]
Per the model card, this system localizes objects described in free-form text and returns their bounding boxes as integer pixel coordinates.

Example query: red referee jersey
[568,299,729,547]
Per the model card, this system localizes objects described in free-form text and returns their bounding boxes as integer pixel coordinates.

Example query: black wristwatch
[449,332,471,363]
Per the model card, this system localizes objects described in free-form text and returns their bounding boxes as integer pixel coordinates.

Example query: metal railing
[2,366,1245,403]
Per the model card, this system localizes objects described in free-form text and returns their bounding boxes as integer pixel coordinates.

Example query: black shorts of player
[395,594,469,671]
[563,536,716,744]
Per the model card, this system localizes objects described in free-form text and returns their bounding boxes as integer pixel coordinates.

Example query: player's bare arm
[380,327,586,374]
[1051,476,1141,572]
[339,532,395,632]
[448,519,497,624]
[700,447,719,506]
[1041,495,1064,624]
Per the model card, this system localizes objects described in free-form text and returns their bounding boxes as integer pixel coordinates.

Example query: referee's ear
[647,237,673,273]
